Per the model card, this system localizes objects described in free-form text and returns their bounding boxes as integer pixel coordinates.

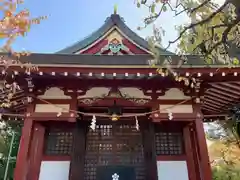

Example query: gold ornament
[233,57,239,65]
[114,4,118,14]
[111,113,120,121]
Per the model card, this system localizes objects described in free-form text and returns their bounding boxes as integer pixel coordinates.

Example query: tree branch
[164,1,229,50]
[190,0,211,14]
[205,17,240,57]
[191,23,229,54]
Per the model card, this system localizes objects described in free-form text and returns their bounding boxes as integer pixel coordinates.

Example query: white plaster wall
[38,87,71,99]
[35,104,70,113]
[39,161,70,180]
[159,104,193,113]
[157,161,189,180]
[158,88,190,100]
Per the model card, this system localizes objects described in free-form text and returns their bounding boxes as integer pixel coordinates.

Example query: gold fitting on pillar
[195,98,200,103]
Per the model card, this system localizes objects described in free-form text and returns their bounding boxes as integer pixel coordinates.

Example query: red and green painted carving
[108,38,123,53]
[97,38,132,55]
[81,37,148,55]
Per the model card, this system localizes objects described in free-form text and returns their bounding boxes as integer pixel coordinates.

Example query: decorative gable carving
[80,28,147,55]
[57,13,173,55]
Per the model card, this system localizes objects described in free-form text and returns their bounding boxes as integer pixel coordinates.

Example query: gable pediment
[56,14,174,56]
[76,27,150,55]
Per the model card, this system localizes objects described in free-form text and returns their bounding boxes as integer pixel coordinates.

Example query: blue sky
[1,0,192,53]
[2,0,224,53]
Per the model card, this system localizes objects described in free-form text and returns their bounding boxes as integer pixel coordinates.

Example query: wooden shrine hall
[2,10,240,180]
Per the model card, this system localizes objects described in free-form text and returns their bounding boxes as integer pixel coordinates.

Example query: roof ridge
[56,13,175,55]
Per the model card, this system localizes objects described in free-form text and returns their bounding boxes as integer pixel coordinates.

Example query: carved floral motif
[78,92,150,105]
[79,98,101,105]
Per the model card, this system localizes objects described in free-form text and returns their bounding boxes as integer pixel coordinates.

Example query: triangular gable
[56,14,174,56]
[76,27,149,55]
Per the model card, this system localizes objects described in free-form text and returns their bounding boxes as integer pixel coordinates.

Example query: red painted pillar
[27,123,45,180]
[14,105,34,180]
[193,102,212,180]
[191,80,212,180]
[194,117,212,180]
[183,125,198,180]
[190,126,201,180]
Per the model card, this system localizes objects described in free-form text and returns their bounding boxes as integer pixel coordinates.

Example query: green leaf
[162,5,167,12]
[137,2,141,8]
[151,4,156,13]
[205,56,212,64]
[233,57,239,65]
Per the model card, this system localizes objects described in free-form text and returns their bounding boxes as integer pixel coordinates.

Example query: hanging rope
[36,96,191,118]
[0,95,228,120]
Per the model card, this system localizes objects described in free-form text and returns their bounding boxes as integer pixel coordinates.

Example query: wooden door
[83,120,145,180]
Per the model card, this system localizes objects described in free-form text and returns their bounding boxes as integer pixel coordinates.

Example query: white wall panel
[159,105,193,113]
[39,161,70,180]
[35,104,70,113]
[157,161,189,180]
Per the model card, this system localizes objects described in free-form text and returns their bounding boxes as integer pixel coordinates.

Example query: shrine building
[2,10,240,180]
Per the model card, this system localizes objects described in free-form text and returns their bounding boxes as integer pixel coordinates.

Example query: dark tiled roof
[56,14,174,55]
[0,53,229,66]
[21,54,154,65]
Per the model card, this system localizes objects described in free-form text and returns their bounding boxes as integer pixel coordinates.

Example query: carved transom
[78,87,151,105]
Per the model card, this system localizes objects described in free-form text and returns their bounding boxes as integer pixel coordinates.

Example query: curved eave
[0,53,238,66]
[56,14,174,55]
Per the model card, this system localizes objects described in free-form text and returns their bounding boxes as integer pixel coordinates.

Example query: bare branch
[167,2,188,16]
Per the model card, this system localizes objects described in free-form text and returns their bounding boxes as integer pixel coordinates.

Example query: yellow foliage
[208,140,240,166]
[0,0,47,51]
[177,2,240,64]
[0,0,46,108]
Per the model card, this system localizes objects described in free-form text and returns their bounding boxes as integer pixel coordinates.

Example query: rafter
[204,99,225,107]
[210,84,240,96]
[205,91,236,102]
[205,95,232,105]
[218,82,240,91]
[208,88,239,99]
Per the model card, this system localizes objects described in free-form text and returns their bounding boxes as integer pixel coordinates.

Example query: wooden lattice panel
[84,122,145,180]
[155,131,184,155]
[44,128,73,155]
